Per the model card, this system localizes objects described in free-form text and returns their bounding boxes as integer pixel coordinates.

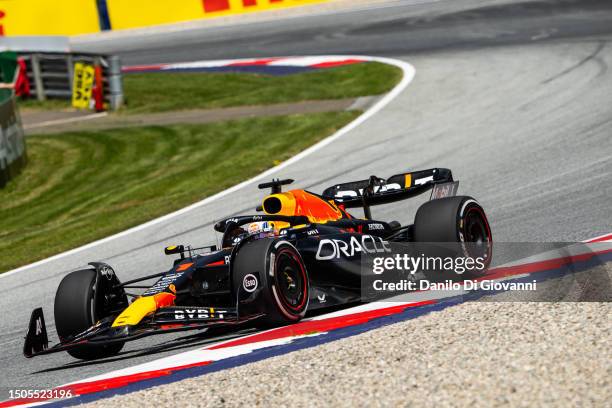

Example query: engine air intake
[263,196,282,214]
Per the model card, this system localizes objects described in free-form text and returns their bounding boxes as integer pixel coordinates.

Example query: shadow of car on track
[31,327,258,375]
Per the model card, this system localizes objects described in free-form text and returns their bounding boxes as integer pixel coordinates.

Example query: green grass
[17,98,74,111]
[0,111,359,273]
[17,62,402,113]
[122,62,401,113]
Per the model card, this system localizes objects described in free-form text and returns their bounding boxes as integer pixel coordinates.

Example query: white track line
[585,232,612,243]
[1,56,415,279]
[23,112,108,130]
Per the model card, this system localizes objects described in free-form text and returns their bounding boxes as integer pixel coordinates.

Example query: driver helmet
[246,221,277,235]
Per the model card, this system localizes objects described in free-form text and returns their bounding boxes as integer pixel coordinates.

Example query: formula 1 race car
[24,168,492,360]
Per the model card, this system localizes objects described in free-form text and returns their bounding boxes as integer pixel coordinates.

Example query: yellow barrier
[107,0,329,30]
[0,0,330,36]
[71,62,95,109]
[0,0,99,36]
[106,0,202,30]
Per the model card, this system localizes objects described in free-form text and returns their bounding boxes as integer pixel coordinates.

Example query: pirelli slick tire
[232,238,309,326]
[54,269,124,360]
[414,196,492,277]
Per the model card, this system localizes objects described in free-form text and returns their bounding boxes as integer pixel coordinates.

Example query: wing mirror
[164,245,185,258]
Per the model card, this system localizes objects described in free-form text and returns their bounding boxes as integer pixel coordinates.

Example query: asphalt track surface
[1,0,611,396]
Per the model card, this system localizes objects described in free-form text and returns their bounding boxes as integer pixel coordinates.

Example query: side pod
[23,308,49,358]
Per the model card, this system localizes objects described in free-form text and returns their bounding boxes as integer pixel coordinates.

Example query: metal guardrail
[18,52,123,110]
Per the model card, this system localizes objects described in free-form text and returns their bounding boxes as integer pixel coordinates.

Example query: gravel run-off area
[84,301,611,408]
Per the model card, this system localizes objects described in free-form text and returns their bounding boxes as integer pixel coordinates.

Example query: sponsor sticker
[243,273,258,292]
[174,308,226,320]
[71,62,95,109]
[100,266,114,280]
[430,181,460,200]
[316,235,392,260]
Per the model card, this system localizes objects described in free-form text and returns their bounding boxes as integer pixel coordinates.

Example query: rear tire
[232,239,309,326]
[54,269,125,360]
[414,196,492,277]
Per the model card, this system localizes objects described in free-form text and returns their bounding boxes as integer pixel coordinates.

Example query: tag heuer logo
[100,267,114,280]
[243,274,258,293]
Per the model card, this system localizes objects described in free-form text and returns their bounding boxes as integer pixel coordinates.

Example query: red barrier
[202,0,289,13]
[92,64,105,111]
[14,58,30,97]
[0,10,5,36]
[202,0,230,12]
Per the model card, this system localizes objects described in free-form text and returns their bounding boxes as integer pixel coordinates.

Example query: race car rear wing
[321,168,454,217]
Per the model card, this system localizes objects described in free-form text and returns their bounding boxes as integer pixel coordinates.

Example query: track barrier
[17,52,123,111]
[0,0,330,36]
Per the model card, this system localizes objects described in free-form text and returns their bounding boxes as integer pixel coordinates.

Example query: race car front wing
[23,306,262,358]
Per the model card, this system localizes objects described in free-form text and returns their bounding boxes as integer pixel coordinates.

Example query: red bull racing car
[24,168,492,360]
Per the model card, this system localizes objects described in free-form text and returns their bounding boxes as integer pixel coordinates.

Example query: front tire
[232,239,309,326]
[54,269,125,360]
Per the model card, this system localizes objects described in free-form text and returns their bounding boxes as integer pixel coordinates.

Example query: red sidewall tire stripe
[270,244,309,320]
